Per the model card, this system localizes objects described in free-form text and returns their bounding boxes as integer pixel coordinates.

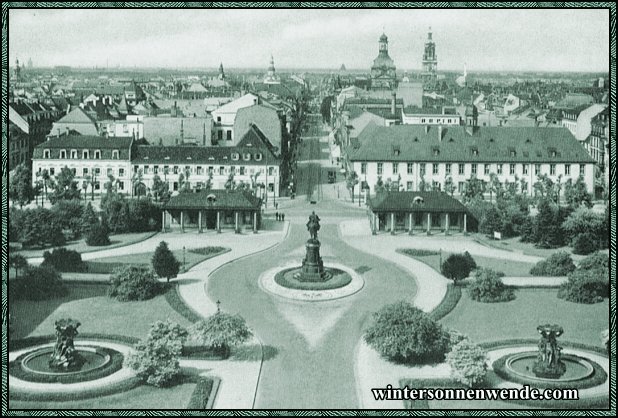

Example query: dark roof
[344,97,404,106]
[164,189,262,210]
[369,191,469,213]
[35,135,132,150]
[349,125,594,164]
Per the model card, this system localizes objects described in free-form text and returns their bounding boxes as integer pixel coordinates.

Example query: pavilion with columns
[367,191,474,235]
[162,189,262,233]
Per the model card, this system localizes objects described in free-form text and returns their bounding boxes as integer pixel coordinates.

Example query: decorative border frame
[1,2,615,415]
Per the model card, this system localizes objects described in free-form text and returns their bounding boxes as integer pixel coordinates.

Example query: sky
[8,8,610,72]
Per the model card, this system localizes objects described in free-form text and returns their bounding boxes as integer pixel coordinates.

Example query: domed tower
[218,62,225,80]
[421,27,438,85]
[370,32,397,90]
[14,58,22,81]
[264,54,280,84]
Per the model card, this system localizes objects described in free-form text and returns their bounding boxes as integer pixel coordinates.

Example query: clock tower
[370,32,397,90]
[421,27,438,85]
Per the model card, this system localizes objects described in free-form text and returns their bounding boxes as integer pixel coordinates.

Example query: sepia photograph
[3,3,615,413]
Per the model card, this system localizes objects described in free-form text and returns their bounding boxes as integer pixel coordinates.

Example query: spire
[268,54,275,72]
[428,26,432,40]
[218,62,225,80]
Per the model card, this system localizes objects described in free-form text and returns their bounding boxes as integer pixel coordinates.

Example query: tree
[374,176,386,195]
[133,168,144,198]
[467,268,515,303]
[9,254,28,278]
[418,175,427,192]
[104,174,117,195]
[9,163,34,208]
[479,206,503,236]
[151,174,169,202]
[446,339,488,387]
[364,301,450,363]
[561,207,604,245]
[346,171,359,203]
[190,313,252,359]
[127,320,187,387]
[152,241,180,282]
[320,96,333,124]
[42,247,87,272]
[463,176,485,203]
[9,265,67,301]
[572,233,597,255]
[488,173,501,203]
[80,202,99,236]
[49,166,81,203]
[41,169,52,204]
[444,175,455,196]
[51,199,84,240]
[20,207,66,248]
[534,199,564,248]
[530,251,576,276]
[179,168,191,193]
[441,253,475,284]
[108,266,165,301]
[86,223,111,246]
[102,193,130,233]
[557,266,608,304]
[224,172,235,190]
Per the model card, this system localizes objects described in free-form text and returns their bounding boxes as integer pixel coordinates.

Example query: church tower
[421,27,438,85]
[264,54,280,84]
[14,58,22,81]
[218,62,225,80]
[370,32,397,91]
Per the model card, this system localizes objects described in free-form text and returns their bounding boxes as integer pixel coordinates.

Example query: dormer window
[59,150,67,159]
[471,147,479,156]
[255,153,263,161]
[112,150,119,160]
[432,147,440,156]
[243,153,251,161]
[509,148,516,157]
[44,150,51,159]
[413,137,419,142]
[94,150,101,159]
[489,138,494,143]
[70,149,78,159]
[525,138,532,143]
[231,153,239,161]
[83,150,89,159]
[413,196,425,205]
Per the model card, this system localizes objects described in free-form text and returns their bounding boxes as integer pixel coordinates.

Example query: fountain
[49,318,83,370]
[532,324,566,378]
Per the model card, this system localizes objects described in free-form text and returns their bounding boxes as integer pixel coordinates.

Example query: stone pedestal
[299,238,327,282]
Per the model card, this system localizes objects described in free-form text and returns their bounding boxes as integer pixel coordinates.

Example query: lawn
[398,249,535,277]
[440,289,609,345]
[9,381,198,409]
[85,246,229,274]
[10,283,193,340]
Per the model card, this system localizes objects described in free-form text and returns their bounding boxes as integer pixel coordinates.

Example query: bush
[108,266,166,301]
[190,313,252,359]
[9,266,68,301]
[530,251,576,276]
[558,268,608,304]
[441,253,476,284]
[41,247,86,272]
[446,339,488,387]
[572,233,597,255]
[127,320,187,387]
[467,268,515,303]
[18,207,66,248]
[399,249,439,257]
[577,252,608,271]
[51,200,84,239]
[364,301,450,364]
[86,223,111,246]
[152,241,180,282]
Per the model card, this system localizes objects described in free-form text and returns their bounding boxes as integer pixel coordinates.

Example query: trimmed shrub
[445,339,488,387]
[467,268,515,303]
[577,252,608,271]
[364,301,450,364]
[41,247,86,272]
[108,266,166,301]
[441,253,476,284]
[9,266,68,301]
[152,241,180,282]
[190,313,252,359]
[530,251,576,276]
[558,268,608,304]
[572,233,597,255]
[127,320,186,387]
[86,223,111,246]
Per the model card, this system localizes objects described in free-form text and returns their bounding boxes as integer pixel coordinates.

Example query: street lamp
[216,300,221,314]
[183,246,186,272]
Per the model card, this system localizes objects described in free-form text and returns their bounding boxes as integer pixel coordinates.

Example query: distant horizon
[9,9,610,73]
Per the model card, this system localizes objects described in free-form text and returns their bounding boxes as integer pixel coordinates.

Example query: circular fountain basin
[21,346,111,376]
[505,352,594,383]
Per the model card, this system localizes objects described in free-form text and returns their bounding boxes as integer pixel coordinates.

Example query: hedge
[164,284,203,323]
[186,376,218,409]
[429,284,462,320]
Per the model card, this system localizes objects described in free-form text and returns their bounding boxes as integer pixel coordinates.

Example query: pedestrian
[282,213,285,222]
[275,202,279,210]
[275,211,279,221]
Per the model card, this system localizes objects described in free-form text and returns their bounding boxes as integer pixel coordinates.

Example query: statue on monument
[306,211,321,241]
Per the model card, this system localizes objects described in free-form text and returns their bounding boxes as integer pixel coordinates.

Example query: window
[219,166,225,175]
[50,167,55,176]
[393,162,399,175]
[510,164,516,175]
[208,166,213,174]
[377,163,383,175]
[510,149,516,157]
[550,164,556,176]
[458,182,465,193]
[226,131,232,141]
[60,150,67,159]
[83,150,89,159]
[144,165,149,174]
[421,118,426,123]
[407,181,413,191]
[243,153,251,161]
[471,163,477,175]
[230,166,236,175]
[123,124,129,133]
[70,150,78,159]
[240,167,245,175]
[535,164,541,175]
[458,163,465,175]
[420,163,426,176]
[94,150,101,159]
[119,168,125,177]
[44,150,50,159]
[268,167,274,176]
[361,163,367,175]
[497,164,503,175]
[407,163,414,174]
[218,131,223,141]
[484,164,490,175]
[71,168,77,175]
[433,148,440,156]
[565,164,571,176]
[471,148,479,156]
[579,164,585,176]
[231,152,239,161]
[118,181,124,190]
[255,153,262,161]
[197,166,203,175]
[432,163,438,175]
[83,167,89,176]
[94,168,101,175]
[173,182,179,191]
[523,164,529,175]
[429,119,433,123]
[112,150,119,159]
[432,181,441,191]
[94,181,100,191]
[173,166,179,174]
[107,168,113,177]
[154,166,159,174]
[446,164,451,175]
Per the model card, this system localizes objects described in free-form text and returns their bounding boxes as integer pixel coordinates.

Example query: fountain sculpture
[532,324,566,378]
[49,318,83,370]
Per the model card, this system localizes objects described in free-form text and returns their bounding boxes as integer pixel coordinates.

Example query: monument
[49,318,82,369]
[296,211,329,282]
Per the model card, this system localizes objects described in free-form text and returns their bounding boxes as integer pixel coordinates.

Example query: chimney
[391,92,396,115]
[438,125,443,142]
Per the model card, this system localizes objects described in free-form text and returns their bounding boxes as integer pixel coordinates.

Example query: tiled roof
[369,191,470,213]
[35,135,132,150]
[164,189,262,210]
[57,106,98,124]
[234,105,282,151]
[348,125,594,164]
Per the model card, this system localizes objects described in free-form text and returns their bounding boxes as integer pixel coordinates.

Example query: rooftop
[369,191,469,213]
[164,189,262,210]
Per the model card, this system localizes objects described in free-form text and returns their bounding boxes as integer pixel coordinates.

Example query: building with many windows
[347,124,595,198]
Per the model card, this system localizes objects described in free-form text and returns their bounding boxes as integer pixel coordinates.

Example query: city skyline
[8,8,610,73]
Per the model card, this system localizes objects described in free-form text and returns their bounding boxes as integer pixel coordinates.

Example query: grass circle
[274,267,352,291]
